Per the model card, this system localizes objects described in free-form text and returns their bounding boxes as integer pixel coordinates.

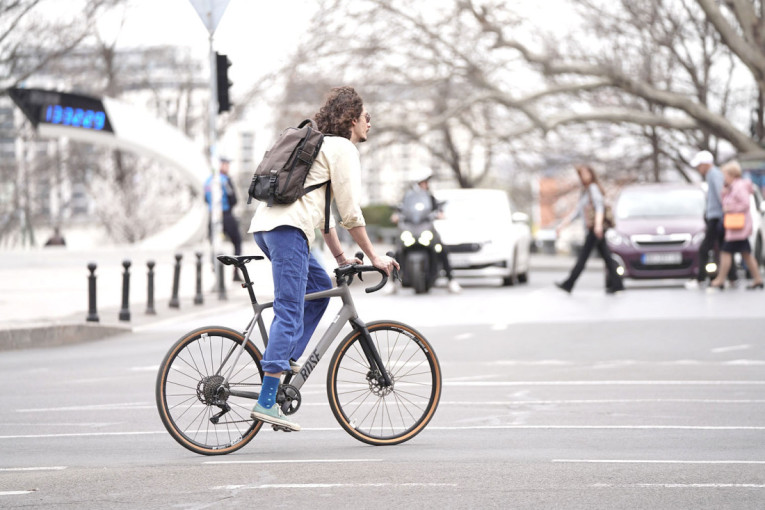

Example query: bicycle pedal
[271,424,294,433]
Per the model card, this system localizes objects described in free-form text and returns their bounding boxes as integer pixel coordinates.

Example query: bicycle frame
[218,265,392,397]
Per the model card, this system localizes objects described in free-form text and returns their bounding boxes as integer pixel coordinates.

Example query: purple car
[605,183,706,279]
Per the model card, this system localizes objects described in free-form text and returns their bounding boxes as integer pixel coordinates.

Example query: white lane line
[487,360,765,366]
[429,425,765,431]
[0,467,66,472]
[0,491,36,496]
[591,483,765,488]
[17,399,765,414]
[2,424,764,440]
[439,399,765,405]
[212,482,457,490]
[454,333,474,340]
[555,459,765,464]
[0,431,164,439]
[445,380,765,386]
[204,459,382,465]
[17,403,153,413]
[712,344,751,353]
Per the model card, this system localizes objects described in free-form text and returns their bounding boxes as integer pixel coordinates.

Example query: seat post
[238,263,258,305]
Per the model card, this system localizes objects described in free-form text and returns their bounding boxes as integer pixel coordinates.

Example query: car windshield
[616,188,705,219]
[439,193,510,220]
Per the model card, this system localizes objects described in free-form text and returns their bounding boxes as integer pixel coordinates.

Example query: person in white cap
[685,150,737,289]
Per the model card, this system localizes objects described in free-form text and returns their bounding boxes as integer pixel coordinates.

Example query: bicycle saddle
[217,255,264,266]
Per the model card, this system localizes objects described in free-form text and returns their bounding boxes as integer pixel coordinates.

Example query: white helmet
[412,168,433,184]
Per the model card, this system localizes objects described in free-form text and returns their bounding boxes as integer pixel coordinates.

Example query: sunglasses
[361,112,371,123]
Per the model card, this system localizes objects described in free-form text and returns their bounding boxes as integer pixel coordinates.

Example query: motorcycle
[395,188,444,294]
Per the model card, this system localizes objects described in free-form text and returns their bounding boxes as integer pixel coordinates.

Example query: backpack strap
[304,180,332,234]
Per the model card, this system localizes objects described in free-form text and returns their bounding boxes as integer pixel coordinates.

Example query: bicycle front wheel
[155,326,264,455]
[326,321,442,445]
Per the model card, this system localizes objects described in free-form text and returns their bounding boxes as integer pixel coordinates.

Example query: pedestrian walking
[685,150,737,289]
[708,160,764,291]
[205,157,243,280]
[555,164,624,294]
[247,86,399,431]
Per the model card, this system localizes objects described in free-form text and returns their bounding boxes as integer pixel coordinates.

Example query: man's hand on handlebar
[371,253,400,276]
[337,254,362,266]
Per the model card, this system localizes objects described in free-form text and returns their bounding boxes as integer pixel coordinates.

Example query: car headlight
[692,231,706,246]
[401,230,415,247]
[606,230,626,246]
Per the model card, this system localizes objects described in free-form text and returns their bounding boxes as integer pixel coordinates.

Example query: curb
[0,293,251,352]
[0,323,131,351]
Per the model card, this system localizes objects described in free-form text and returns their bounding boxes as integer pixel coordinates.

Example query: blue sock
[258,375,280,409]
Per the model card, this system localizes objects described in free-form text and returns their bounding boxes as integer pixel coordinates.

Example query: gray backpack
[247,119,331,231]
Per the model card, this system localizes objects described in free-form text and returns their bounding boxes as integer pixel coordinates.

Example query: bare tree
[0,0,121,91]
[278,0,763,189]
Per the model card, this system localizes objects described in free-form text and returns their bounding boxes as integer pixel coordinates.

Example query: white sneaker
[684,280,700,290]
[447,280,462,294]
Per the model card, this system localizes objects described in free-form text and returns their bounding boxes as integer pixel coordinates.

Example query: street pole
[189,0,230,282]
[208,31,223,284]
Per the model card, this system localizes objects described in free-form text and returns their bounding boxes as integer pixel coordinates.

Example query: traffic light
[216,52,232,113]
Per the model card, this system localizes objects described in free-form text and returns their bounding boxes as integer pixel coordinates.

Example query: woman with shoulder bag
[555,164,624,294]
[708,160,764,291]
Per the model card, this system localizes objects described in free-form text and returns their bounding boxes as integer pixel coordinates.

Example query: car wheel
[502,250,517,287]
[517,272,528,284]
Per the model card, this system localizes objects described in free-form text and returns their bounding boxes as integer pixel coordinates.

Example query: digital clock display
[8,87,114,133]
[44,104,107,130]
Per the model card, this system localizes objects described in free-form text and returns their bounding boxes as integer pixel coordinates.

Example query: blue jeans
[254,227,331,374]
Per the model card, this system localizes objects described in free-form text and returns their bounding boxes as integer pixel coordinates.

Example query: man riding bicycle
[247,86,399,431]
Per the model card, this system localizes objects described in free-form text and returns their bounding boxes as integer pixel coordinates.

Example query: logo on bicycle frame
[299,348,322,380]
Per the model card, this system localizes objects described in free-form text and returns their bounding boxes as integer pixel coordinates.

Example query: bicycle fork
[349,318,393,387]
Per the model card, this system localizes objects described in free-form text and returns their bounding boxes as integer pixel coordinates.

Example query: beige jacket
[248,136,366,247]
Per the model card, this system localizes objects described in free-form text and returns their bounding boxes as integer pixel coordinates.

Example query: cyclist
[247,86,399,431]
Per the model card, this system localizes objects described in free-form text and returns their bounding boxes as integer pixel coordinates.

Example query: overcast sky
[112,0,316,94]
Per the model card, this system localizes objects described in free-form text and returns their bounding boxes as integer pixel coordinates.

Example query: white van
[433,188,531,286]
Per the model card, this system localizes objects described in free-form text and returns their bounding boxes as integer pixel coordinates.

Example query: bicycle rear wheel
[326,320,441,445]
[155,326,264,455]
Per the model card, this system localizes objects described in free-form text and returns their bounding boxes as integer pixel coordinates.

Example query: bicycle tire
[155,326,264,455]
[326,320,441,445]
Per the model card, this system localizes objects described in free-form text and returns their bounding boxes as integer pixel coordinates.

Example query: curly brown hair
[314,86,363,139]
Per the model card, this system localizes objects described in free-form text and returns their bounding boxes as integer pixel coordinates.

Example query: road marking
[17,403,154,413]
[0,467,66,472]
[444,380,765,386]
[0,491,36,496]
[439,399,765,405]
[487,360,765,367]
[130,366,159,372]
[712,344,751,353]
[15,398,765,414]
[590,483,765,488]
[454,333,474,340]
[0,431,164,439]
[212,482,457,490]
[555,459,765,464]
[2,424,764,441]
[429,425,765,430]
[204,459,382,465]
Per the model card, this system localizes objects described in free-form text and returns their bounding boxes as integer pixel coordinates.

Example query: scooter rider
[391,170,461,294]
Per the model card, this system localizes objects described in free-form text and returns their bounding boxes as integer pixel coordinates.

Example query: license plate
[641,252,682,265]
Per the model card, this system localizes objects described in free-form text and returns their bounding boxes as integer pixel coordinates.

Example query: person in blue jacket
[204,157,242,280]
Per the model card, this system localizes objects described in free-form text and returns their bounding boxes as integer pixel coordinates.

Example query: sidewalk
[0,242,584,350]
[0,238,274,350]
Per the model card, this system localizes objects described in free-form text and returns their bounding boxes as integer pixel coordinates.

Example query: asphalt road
[1,268,763,509]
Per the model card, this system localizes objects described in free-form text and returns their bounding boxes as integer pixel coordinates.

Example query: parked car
[606,183,707,279]
[433,188,531,286]
[606,182,764,280]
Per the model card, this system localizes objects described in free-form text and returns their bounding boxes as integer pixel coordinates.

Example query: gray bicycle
[155,253,442,455]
